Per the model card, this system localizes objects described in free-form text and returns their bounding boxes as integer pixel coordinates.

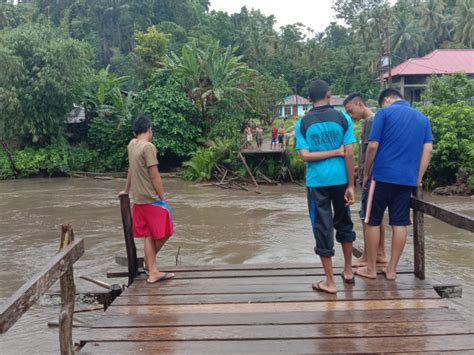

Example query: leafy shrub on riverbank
[182,140,236,182]
[0,144,99,179]
[421,102,474,189]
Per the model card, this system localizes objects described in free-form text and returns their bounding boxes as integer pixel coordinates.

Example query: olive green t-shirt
[128,138,159,204]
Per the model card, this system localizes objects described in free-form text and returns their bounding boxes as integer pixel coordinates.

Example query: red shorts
[132,201,174,240]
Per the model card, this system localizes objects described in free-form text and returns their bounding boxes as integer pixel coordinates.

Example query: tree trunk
[1,140,19,178]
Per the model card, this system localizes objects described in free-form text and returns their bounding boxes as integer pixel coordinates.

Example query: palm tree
[390,2,425,59]
[165,41,256,129]
[453,0,473,47]
[419,0,452,48]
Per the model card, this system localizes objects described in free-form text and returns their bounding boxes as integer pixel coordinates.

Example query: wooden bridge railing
[0,225,84,355]
[411,189,474,280]
[119,194,140,285]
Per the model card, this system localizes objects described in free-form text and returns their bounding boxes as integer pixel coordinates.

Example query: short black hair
[132,113,152,135]
[378,88,403,107]
[343,92,367,107]
[308,80,330,102]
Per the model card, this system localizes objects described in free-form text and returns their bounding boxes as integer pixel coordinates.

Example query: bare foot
[382,267,396,280]
[376,255,387,264]
[355,266,377,279]
[352,256,368,267]
[312,280,337,294]
[147,271,175,284]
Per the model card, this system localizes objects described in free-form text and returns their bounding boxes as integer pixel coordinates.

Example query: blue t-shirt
[369,100,433,186]
[296,105,356,187]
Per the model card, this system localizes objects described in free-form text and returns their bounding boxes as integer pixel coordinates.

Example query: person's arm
[344,143,355,205]
[417,143,433,186]
[362,141,379,190]
[148,165,166,201]
[118,169,131,196]
[299,146,345,162]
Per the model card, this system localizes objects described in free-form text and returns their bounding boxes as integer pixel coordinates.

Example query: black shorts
[278,134,284,144]
[365,180,415,226]
[359,190,367,220]
[307,185,356,257]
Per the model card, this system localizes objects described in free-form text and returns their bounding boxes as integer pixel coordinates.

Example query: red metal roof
[383,49,474,79]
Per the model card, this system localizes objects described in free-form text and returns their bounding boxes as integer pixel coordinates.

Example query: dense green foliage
[423,72,474,105]
[0,0,472,186]
[133,79,200,158]
[0,143,98,179]
[0,23,93,146]
[421,102,474,188]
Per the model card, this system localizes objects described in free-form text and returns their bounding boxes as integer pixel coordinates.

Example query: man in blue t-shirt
[296,80,357,294]
[356,88,433,281]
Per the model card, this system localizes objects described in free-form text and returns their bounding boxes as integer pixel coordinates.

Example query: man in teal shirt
[296,80,357,294]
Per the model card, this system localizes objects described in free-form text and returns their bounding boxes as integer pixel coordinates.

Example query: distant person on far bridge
[296,79,357,294]
[271,125,278,149]
[278,125,286,149]
[119,114,175,284]
[343,93,387,267]
[243,125,253,149]
[356,88,433,281]
[256,125,264,150]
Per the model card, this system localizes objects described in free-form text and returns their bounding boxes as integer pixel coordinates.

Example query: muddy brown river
[0,177,473,353]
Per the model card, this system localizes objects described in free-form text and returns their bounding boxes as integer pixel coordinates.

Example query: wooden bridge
[76,262,473,354]
[75,194,474,354]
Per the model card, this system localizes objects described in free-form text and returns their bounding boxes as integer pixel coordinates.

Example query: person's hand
[337,145,345,157]
[362,175,370,192]
[344,186,355,206]
[118,190,128,198]
[417,179,423,187]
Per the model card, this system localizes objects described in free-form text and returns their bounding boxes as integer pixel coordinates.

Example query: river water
[0,177,473,353]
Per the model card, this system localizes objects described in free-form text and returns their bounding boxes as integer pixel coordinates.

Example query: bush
[421,102,474,188]
[0,144,100,179]
[87,116,132,171]
[182,139,236,182]
[133,79,200,158]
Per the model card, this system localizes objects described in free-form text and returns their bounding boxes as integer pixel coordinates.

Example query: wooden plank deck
[77,264,474,354]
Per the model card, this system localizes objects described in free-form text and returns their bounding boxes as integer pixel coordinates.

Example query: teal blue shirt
[296,105,356,188]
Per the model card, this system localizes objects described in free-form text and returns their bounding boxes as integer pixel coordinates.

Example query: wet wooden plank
[109,265,412,278]
[121,274,432,296]
[113,289,441,306]
[77,320,473,342]
[134,263,413,272]
[79,334,474,354]
[92,308,463,328]
[104,299,448,315]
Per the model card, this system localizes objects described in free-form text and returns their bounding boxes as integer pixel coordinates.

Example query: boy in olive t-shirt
[119,114,174,283]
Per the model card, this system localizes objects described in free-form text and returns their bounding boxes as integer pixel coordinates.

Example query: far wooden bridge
[240,139,287,155]
[1,192,473,354]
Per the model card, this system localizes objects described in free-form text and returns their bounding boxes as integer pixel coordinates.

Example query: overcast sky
[209,0,339,33]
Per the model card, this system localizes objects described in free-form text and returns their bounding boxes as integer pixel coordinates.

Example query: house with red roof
[382,49,474,103]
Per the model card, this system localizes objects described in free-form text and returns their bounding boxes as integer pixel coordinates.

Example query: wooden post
[238,152,260,193]
[413,187,425,280]
[59,224,75,355]
[119,194,139,285]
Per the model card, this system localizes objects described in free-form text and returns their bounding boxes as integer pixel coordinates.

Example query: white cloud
[209,0,339,33]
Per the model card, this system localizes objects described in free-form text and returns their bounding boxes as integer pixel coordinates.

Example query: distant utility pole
[387,27,392,88]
